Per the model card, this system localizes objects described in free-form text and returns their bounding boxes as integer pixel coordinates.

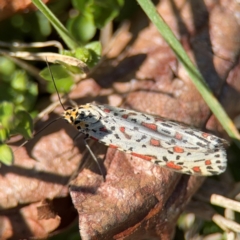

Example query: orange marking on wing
[166,161,183,170]
[150,138,161,146]
[175,132,183,140]
[141,122,157,131]
[122,114,129,119]
[202,133,209,138]
[119,126,131,139]
[120,127,125,133]
[131,152,153,161]
[104,108,111,113]
[205,160,211,165]
[91,137,98,141]
[109,144,118,148]
[192,166,201,173]
[173,146,184,153]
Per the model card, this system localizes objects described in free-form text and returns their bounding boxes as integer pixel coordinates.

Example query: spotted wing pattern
[63,103,228,176]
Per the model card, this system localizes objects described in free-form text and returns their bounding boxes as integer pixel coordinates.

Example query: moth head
[63,106,78,125]
[63,106,90,132]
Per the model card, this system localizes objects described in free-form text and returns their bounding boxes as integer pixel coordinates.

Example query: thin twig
[0,50,89,73]
[212,214,240,232]
[0,40,63,50]
[210,194,240,214]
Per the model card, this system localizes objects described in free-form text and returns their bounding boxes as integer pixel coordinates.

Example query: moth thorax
[77,109,101,124]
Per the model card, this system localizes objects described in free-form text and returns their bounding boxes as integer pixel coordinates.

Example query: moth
[63,103,228,176]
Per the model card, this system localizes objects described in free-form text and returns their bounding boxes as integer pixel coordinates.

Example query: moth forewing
[62,103,228,176]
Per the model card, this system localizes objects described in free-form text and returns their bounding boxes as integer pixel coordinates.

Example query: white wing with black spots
[63,103,228,176]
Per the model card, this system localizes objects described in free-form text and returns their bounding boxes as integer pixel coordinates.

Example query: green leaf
[36,11,51,36]
[0,102,14,129]
[40,65,74,93]
[47,77,74,94]
[61,49,75,57]
[11,70,28,91]
[40,65,70,80]
[75,47,92,63]
[32,0,78,50]
[0,57,16,77]
[55,60,84,74]
[13,110,33,139]
[0,144,14,166]
[92,0,124,28]
[0,127,10,143]
[21,82,38,111]
[74,42,101,67]
[0,60,38,112]
[85,41,102,56]
[0,103,33,141]
[67,13,96,43]
[72,0,92,10]
[71,0,124,28]
[84,41,101,67]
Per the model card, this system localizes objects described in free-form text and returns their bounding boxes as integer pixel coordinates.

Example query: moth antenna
[45,59,105,180]
[45,58,66,111]
[13,117,61,152]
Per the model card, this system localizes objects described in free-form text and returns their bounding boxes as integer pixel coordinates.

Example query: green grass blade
[31,0,79,50]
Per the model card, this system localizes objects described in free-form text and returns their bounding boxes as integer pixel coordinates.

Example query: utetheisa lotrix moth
[63,103,228,176]
[35,60,227,177]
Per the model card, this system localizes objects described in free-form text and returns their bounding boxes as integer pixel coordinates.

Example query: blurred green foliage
[0,58,36,165]
[68,0,124,42]
[40,65,74,93]
[0,0,134,165]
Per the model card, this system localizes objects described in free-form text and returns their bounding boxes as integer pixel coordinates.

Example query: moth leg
[72,132,83,142]
[84,136,106,181]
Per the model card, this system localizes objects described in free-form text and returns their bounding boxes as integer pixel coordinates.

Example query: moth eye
[66,106,73,110]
